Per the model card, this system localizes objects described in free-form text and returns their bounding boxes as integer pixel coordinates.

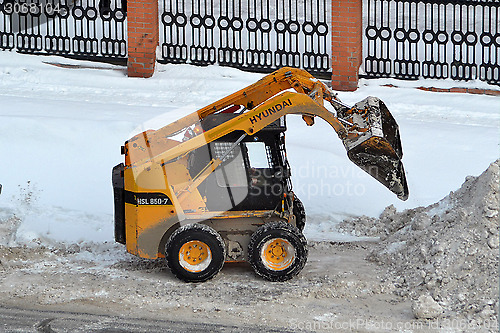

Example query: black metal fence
[363,0,500,85]
[0,0,127,62]
[158,0,331,78]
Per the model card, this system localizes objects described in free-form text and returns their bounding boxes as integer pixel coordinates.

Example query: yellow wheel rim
[260,238,295,271]
[179,240,212,273]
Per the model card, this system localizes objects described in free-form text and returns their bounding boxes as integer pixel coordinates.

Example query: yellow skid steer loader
[112,67,409,282]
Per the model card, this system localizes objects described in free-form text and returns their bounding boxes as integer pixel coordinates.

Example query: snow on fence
[362,0,500,85]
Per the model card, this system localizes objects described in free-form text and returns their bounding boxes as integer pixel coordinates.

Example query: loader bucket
[341,97,409,201]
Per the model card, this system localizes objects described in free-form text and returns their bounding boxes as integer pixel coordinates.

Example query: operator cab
[188,113,291,212]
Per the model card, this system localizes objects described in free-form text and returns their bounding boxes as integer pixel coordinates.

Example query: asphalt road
[0,306,302,333]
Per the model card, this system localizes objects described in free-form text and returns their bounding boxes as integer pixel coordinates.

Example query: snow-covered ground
[0,51,498,246]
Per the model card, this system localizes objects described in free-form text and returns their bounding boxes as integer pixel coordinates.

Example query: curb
[416,86,500,96]
[381,84,500,96]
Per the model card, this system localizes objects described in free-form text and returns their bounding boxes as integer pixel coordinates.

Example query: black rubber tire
[248,221,308,282]
[293,196,306,232]
[165,223,226,283]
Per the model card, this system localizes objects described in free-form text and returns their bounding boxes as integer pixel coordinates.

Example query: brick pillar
[331,0,363,91]
[127,0,159,77]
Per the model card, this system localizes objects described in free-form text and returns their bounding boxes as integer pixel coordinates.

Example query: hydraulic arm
[127,67,408,201]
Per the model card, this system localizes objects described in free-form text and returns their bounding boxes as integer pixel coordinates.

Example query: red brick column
[127,0,159,78]
[331,0,363,91]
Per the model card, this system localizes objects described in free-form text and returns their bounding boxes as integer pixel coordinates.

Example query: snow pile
[340,159,499,322]
[0,181,36,247]
[0,181,112,247]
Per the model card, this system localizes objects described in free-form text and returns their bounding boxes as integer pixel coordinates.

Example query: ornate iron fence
[0,0,127,62]
[363,0,500,85]
[158,0,332,78]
